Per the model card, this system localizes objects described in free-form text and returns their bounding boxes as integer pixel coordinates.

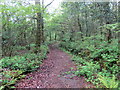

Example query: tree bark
[118,1,120,55]
[84,2,89,37]
[104,2,112,43]
[49,32,52,41]
[35,0,42,53]
[77,14,82,39]
[55,33,57,40]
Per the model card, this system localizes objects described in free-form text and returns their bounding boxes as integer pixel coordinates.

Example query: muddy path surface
[16,45,94,88]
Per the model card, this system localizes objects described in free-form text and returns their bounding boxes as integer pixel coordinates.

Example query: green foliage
[15,46,26,50]
[1,0,119,89]
[1,70,26,89]
[1,45,48,72]
[98,75,119,88]
[1,45,49,89]
[102,23,120,32]
[60,35,119,88]
[75,62,100,77]
[71,55,85,65]
[1,54,40,71]
[40,45,49,57]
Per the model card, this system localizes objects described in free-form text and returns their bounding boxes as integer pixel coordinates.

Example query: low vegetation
[1,0,120,89]
[60,34,119,88]
[0,45,49,89]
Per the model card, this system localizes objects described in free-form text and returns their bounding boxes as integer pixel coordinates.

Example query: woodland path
[16,44,94,88]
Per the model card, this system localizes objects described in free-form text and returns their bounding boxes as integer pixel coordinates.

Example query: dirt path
[16,45,94,88]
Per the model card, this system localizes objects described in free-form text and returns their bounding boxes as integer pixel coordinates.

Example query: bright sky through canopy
[29,0,63,13]
[0,0,63,13]
[44,0,63,12]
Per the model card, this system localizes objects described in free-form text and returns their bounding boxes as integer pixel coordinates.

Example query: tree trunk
[118,1,120,22]
[41,16,44,43]
[35,0,42,53]
[77,14,82,39]
[55,33,57,40]
[49,32,52,41]
[84,2,89,37]
[104,2,112,43]
[2,12,13,57]
[118,1,120,54]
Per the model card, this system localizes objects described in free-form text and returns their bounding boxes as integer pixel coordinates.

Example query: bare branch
[45,0,55,9]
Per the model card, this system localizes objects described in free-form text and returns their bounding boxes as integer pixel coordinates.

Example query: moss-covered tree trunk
[118,1,120,55]
[2,11,13,57]
[104,2,112,43]
[35,0,42,53]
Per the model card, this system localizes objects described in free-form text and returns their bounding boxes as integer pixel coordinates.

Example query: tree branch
[45,0,55,9]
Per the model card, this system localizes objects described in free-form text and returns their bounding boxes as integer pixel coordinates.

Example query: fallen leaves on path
[15,45,94,88]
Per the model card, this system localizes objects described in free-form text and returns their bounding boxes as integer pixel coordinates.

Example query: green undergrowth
[0,44,49,89]
[59,36,119,88]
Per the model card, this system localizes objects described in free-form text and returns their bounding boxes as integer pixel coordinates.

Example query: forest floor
[15,44,94,88]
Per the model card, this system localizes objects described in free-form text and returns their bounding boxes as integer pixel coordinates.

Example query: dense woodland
[0,0,120,89]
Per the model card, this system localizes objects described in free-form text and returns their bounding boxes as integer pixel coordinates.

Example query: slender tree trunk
[41,16,44,43]
[35,0,42,53]
[2,11,5,57]
[104,2,112,43]
[49,32,52,41]
[55,33,57,40]
[69,27,74,42]
[84,2,88,37]
[118,1,120,55]
[35,0,54,45]
[77,15,82,39]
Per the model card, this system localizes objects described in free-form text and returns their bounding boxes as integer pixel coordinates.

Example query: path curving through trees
[16,45,94,88]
